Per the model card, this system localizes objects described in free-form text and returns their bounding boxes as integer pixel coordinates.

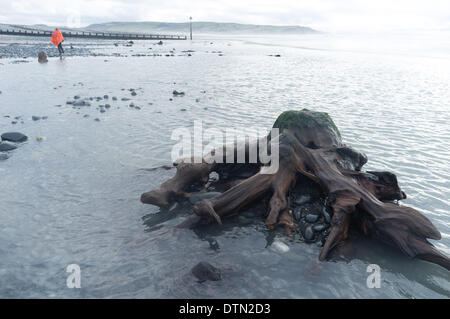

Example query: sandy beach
[1,32,450,298]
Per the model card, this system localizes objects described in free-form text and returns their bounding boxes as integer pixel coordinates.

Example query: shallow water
[0,34,449,298]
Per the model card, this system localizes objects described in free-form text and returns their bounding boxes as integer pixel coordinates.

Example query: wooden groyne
[0,29,187,40]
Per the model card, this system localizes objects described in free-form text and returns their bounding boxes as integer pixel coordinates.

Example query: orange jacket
[51,30,64,46]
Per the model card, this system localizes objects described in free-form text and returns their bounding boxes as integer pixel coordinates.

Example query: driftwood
[141,109,450,270]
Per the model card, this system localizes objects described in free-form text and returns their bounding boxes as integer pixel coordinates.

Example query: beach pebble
[32,116,41,121]
[191,262,221,282]
[313,224,328,232]
[73,101,87,107]
[105,104,111,109]
[303,226,314,241]
[295,194,311,205]
[112,96,117,101]
[131,91,137,96]
[305,214,319,223]
[0,142,17,151]
[94,118,100,122]
[1,132,28,142]
[36,137,44,142]
[293,209,302,221]
[103,95,109,99]
[208,239,220,251]
[173,90,185,96]
[270,240,290,253]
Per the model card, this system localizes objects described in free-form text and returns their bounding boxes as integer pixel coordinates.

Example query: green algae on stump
[272,109,342,148]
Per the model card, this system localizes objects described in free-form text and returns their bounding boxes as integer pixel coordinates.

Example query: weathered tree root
[141,109,450,271]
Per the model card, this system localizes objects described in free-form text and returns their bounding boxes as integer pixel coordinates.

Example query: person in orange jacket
[51,28,65,57]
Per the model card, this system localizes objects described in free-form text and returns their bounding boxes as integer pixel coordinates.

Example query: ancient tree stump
[141,109,450,270]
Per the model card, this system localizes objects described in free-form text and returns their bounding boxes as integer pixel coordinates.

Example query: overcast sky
[1,0,449,32]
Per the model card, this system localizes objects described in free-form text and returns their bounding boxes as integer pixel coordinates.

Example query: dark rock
[103,95,109,99]
[112,96,117,101]
[38,51,48,63]
[74,95,80,99]
[293,209,302,221]
[305,214,319,223]
[131,91,137,96]
[1,132,28,142]
[32,116,41,121]
[208,239,220,251]
[191,262,221,282]
[0,142,17,151]
[172,90,185,96]
[104,104,111,109]
[100,109,105,113]
[295,194,311,205]
[304,226,314,241]
[0,153,9,160]
[94,118,100,122]
[313,224,328,232]
[121,98,131,101]
[73,100,87,107]
[180,108,187,111]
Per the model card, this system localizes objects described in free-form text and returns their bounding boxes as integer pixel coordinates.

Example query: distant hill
[86,21,319,35]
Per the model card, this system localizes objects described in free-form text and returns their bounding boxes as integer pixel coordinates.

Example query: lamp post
[189,16,192,40]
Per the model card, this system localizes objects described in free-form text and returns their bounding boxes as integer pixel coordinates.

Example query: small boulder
[38,51,48,63]
[0,142,17,151]
[303,226,314,241]
[1,132,28,143]
[305,214,319,223]
[173,90,185,96]
[191,262,221,283]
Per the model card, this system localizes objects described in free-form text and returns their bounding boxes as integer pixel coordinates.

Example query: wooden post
[189,16,192,40]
